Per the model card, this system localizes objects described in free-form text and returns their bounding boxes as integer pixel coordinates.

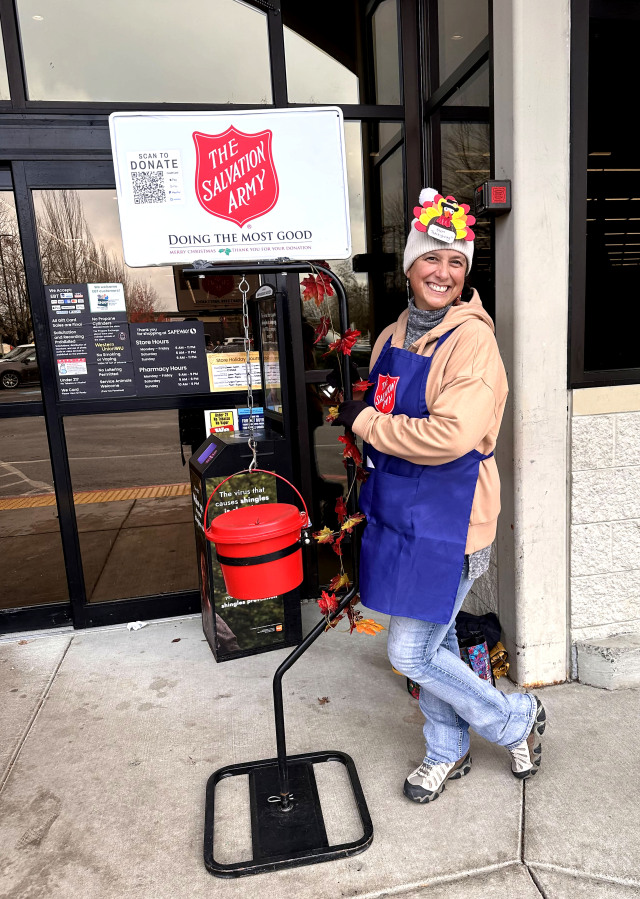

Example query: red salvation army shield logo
[193,127,279,228]
[374,373,400,413]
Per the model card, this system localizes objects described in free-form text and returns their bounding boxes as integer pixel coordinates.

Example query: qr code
[131,170,165,204]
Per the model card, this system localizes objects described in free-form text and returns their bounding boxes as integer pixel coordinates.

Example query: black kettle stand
[192,263,373,877]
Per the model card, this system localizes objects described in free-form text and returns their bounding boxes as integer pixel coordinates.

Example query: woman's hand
[331,400,369,429]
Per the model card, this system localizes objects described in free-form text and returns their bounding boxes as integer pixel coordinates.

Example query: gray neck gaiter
[403,298,452,350]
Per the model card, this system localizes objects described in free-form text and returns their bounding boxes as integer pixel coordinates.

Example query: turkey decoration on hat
[403,187,476,275]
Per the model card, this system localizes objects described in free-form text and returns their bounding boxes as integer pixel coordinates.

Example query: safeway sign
[109,108,351,267]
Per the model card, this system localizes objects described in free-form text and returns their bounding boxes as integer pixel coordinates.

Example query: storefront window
[443,61,489,107]
[64,410,198,603]
[378,122,403,149]
[437,0,488,84]
[0,418,68,609]
[17,0,272,103]
[380,143,405,307]
[372,0,402,105]
[282,3,360,104]
[582,14,640,372]
[300,122,368,345]
[0,21,10,101]
[440,121,493,307]
[0,192,40,402]
[33,189,176,314]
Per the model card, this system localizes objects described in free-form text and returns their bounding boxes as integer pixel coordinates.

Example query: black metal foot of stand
[204,749,372,877]
[195,263,373,877]
[203,585,373,878]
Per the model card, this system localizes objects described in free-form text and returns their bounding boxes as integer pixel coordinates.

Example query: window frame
[568,0,640,388]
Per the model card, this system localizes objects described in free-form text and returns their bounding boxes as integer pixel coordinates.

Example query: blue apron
[358,330,493,625]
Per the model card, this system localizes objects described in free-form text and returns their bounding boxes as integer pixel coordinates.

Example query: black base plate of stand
[204,750,373,878]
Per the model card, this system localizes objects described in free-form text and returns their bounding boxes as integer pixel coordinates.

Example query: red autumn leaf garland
[325,405,339,423]
[341,512,366,533]
[322,328,361,358]
[302,262,381,637]
[301,267,335,308]
[338,433,363,465]
[317,590,339,616]
[313,316,331,344]
[313,526,335,544]
[355,465,370,482]
[301,275,318,304]
[328,572,351,593]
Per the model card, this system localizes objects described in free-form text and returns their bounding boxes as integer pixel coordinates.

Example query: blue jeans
[387,559,536,765]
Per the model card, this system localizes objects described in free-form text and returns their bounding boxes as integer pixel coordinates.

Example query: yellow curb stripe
[0,483,191,511]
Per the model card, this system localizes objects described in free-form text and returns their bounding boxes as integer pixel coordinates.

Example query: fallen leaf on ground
[317,696,330,705]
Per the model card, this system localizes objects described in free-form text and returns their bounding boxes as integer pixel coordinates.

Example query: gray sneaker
[403,751,472,803]
[509,696,546,779]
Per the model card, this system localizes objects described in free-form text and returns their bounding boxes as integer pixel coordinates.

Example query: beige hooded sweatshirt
[351,290,508,554]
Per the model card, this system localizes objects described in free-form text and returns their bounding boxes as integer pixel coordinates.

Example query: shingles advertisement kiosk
[110,108,373,877]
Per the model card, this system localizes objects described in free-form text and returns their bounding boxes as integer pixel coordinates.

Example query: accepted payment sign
[109,108,351,267]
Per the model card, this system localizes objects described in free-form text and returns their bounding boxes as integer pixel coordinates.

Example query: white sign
[87,282,126,313]
[109,108,351,267]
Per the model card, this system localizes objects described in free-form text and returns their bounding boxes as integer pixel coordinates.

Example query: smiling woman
[408,250,467,311]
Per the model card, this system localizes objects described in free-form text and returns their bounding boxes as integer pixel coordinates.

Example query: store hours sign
[109,108,351,267]
[44,283,209,401]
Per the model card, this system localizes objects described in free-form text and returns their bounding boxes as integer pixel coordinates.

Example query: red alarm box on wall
[474,180,512,217]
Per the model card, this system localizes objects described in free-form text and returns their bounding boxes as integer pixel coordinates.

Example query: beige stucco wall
[571,387,640,646]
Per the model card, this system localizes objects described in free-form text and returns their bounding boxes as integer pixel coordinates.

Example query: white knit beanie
[403,187,475,275]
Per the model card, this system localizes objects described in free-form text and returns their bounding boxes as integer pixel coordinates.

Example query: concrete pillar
[492,0,570,685]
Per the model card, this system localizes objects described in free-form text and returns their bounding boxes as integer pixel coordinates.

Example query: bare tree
[36,189,161,316]
[0,198,32,346]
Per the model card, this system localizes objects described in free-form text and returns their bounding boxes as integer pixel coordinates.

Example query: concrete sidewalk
[1,612,639,899]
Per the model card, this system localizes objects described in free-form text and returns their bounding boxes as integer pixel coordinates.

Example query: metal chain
[239,275,258,471]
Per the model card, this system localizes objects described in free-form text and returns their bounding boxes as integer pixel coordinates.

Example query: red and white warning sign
[109,108,351,267]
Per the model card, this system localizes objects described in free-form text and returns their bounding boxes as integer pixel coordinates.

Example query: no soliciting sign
[109,107,351,267]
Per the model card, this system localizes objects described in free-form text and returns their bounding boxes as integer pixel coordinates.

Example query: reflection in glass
[33,190,176,318]
[378,122,403,151]
[258,296,282,415]
[283,11,359,104]
[443,62,489,107]
[0,192,40,402]
[372,0,402,105]
[441,121,490,203]
[380,144,406,304]
[17,0,272,103]
[0,20,10,100]
[0,418,68,609]
[440,121,493,309]
[64,411,198,602]
[437,0,488,84]
[301,122,369,350]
